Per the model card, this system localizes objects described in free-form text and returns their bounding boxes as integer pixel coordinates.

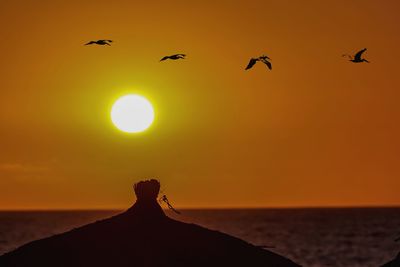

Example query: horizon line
[1,204,400,212]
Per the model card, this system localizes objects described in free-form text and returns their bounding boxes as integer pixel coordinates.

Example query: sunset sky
[0,0,399,209]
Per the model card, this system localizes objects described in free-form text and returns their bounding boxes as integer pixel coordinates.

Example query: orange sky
[0,0,399,209]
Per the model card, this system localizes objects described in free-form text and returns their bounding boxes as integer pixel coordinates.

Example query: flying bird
[85,40,113,46]
[160,54,186,61]
[342,48,369,63]
[245,55,272,70]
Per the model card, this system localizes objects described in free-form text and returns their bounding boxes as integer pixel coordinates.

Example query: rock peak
[126,179,165,219]
[134,179,160,202]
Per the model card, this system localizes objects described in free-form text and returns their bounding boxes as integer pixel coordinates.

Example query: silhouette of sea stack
[0,179,300,267]
[382,237,400,267]
[381,253,400,267]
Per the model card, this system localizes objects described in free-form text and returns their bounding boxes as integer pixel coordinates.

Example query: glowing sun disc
[111,94,154,133]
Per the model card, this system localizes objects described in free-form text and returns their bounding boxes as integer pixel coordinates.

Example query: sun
[111,94,155,133]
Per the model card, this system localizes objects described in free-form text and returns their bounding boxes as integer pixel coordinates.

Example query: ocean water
[0,208,399,267]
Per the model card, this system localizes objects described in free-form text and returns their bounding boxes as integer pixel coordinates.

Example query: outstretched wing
[175,54,186,59]
[262,59,272,70]
[245,58,258,70]
[85,41,95,45]
[170,54,186,59]
[354,48,367,61]
[160,56,170,61]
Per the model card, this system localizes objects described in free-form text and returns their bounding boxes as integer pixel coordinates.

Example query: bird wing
[170,54,185,59]
[160,56,170,61]
[106,40,113,42]
[85,41,95,45]
[262,59,272,70]
[245,58,258,70]
[354,48,367,60]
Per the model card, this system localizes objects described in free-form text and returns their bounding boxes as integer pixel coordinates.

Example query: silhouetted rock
[381,236,400,267]
[382,253,400,267]
[0,179,300,267]
[381,253,400,267]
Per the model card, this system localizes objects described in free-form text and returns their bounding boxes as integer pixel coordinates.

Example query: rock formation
[0,179,300,267]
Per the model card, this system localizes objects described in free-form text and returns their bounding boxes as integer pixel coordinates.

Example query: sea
[0,208,399,267]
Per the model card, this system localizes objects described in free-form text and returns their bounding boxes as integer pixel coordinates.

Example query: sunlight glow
[111,94,154,133]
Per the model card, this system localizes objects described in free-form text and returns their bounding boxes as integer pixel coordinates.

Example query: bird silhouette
[85,40,113,46]
[245,55,272,70]
[342,48,369,63]
[160,54,186,61]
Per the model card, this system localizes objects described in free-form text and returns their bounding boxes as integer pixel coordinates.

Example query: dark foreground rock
[382,253,400,267]
[0,180,300,267]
